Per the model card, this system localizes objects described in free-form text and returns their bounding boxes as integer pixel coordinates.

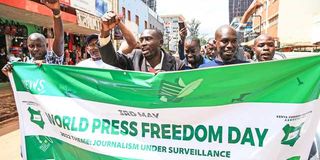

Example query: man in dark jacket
[98,12,184,73]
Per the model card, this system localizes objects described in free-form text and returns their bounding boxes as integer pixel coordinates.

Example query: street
[0,118,20,160]
[0,82,20,160]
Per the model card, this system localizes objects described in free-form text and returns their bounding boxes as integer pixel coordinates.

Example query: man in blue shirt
[177,24,210,69]
[178,37,210,69]
[200,25,248,68]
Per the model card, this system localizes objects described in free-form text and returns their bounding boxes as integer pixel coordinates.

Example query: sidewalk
[0,118,20,160]
[0,129,21,160]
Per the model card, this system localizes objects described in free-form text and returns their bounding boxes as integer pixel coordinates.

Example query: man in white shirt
[77,34,118,69]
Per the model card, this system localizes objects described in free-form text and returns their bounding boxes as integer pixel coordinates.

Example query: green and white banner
[10,55,320,160]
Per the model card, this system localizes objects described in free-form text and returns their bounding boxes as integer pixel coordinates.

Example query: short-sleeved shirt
[25,51,64,64]
[45,51,64,64]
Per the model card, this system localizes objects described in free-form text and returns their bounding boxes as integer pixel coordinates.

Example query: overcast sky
[157,0,229,38]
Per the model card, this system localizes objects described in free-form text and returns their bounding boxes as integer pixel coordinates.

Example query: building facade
[119,0,149,36]
[148,8,164,32]
[246,0,320,50]
[118,0,163,38]
[0,0,112,65]
[141,0,157,12]
[229,0,254,23]
[161,15,184,52]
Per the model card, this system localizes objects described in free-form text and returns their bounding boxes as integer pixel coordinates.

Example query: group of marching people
[2,0,284,76]
[2,1,319,159]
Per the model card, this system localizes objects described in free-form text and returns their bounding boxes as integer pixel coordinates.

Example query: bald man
[178,37,210,69]
[2,0,64,76]
[200,25,248,68]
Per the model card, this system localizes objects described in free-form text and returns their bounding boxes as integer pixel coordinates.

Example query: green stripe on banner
[12,55,320,108]
[25,136,136,160]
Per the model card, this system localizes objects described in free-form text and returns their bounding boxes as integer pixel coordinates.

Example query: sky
[157,0,229,38]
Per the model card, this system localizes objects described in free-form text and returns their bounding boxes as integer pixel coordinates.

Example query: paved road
[0,83,20,159]
[0,119,20,160]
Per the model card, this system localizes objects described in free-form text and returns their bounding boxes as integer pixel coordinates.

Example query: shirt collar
[146,51,164,71]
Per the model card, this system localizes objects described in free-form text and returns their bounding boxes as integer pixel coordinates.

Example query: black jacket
[99,41,185,71]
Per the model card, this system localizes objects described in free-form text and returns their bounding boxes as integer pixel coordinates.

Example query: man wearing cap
[76,34,118,69]
[2,0,64,76]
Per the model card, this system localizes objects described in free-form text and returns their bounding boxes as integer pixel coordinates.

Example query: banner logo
[28,107,45,129]
[281,123,304,147]
[287,156,301,160]
[159,78,203,102]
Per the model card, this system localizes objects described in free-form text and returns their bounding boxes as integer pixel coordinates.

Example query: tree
[199,34,209,46]
[188,19,201,38]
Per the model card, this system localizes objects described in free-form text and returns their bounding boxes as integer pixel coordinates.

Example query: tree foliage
[188,19,201,38]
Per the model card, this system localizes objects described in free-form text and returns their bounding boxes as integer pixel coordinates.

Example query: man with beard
[2,0,64,76]
[76,34,118,69]
[199,25,248,68]
[99,12,184,72]
[252,34,286,62]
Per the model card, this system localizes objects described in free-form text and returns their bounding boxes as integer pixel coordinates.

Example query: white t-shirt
[76,58,118,69]
[8,55,22,62]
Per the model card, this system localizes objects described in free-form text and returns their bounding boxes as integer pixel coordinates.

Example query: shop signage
[76,10,101,31]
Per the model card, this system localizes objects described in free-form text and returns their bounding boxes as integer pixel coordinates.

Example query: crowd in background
[1,0,285,78]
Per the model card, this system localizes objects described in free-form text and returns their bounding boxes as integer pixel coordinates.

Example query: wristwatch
[53,9,61,18]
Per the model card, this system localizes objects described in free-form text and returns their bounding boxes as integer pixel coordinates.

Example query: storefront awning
[0,3,98,35]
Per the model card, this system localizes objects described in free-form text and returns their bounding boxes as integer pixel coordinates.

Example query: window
[122,7,126,19]
[269,15,278,26]
[135,15,139,26]
[261,21,266,29]
[144,21,148,29]
[128,10,131,21]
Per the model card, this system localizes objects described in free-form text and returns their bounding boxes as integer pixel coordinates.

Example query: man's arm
[99,40,133,70]
[43,0,64,57]
[178,26,187,60]
[99,12,133,70]
[117,22,137,54]
[178,40,185,60]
